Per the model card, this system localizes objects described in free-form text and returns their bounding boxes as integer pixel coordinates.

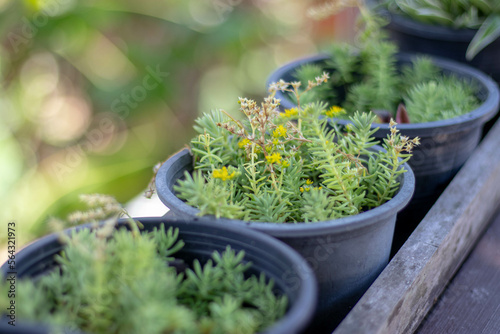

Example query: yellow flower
[281,160,290,168]
[272,125,287,138]
[324,105,346,118]
[306,179,313,185]
[238,138,251,149]
[212,166,236,181]
[280,108,298,118]
[272,138,279,146]
[266,152,282,164]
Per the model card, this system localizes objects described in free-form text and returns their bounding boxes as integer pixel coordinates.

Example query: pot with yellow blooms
[154,75,419,332]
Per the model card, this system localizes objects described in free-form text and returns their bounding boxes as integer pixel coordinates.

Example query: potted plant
[376,0,500,82]
[0,195,316,334]
[268,0,500,247]
[153,76,417,331]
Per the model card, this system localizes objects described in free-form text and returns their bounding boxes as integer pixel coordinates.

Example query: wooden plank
[332,118,500,334]
[416,209,500,334]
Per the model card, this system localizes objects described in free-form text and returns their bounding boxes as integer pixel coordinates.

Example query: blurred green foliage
[0,0,352,247]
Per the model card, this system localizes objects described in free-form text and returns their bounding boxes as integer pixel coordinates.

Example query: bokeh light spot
[20,52,59,98]
[39,95,92,145]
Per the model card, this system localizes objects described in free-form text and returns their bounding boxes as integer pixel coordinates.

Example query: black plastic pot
[0,218,317,334]
[382,10,500,83]
[155,148,415,333]
[267,53,500,249]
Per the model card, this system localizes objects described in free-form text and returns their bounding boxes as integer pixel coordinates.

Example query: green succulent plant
[174,76,419,223]
[383,0,500,60]
[299,0,481,123]
[0,195,287,334]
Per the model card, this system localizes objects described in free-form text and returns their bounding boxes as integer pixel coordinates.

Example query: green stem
[376,149,399,206]
[311,118,358,213]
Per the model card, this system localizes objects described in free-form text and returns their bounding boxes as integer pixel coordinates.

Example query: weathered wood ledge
[333,118,500,334]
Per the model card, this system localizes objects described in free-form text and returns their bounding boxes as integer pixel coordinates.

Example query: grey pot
[155,148,415,332]
[267,53,500,251]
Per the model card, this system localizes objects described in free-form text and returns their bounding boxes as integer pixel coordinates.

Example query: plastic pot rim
[155,148,415,238]
[380,8,479,42]
[267,53,500,137]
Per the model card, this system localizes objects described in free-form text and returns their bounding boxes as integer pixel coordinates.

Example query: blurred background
[0,0,357,247]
